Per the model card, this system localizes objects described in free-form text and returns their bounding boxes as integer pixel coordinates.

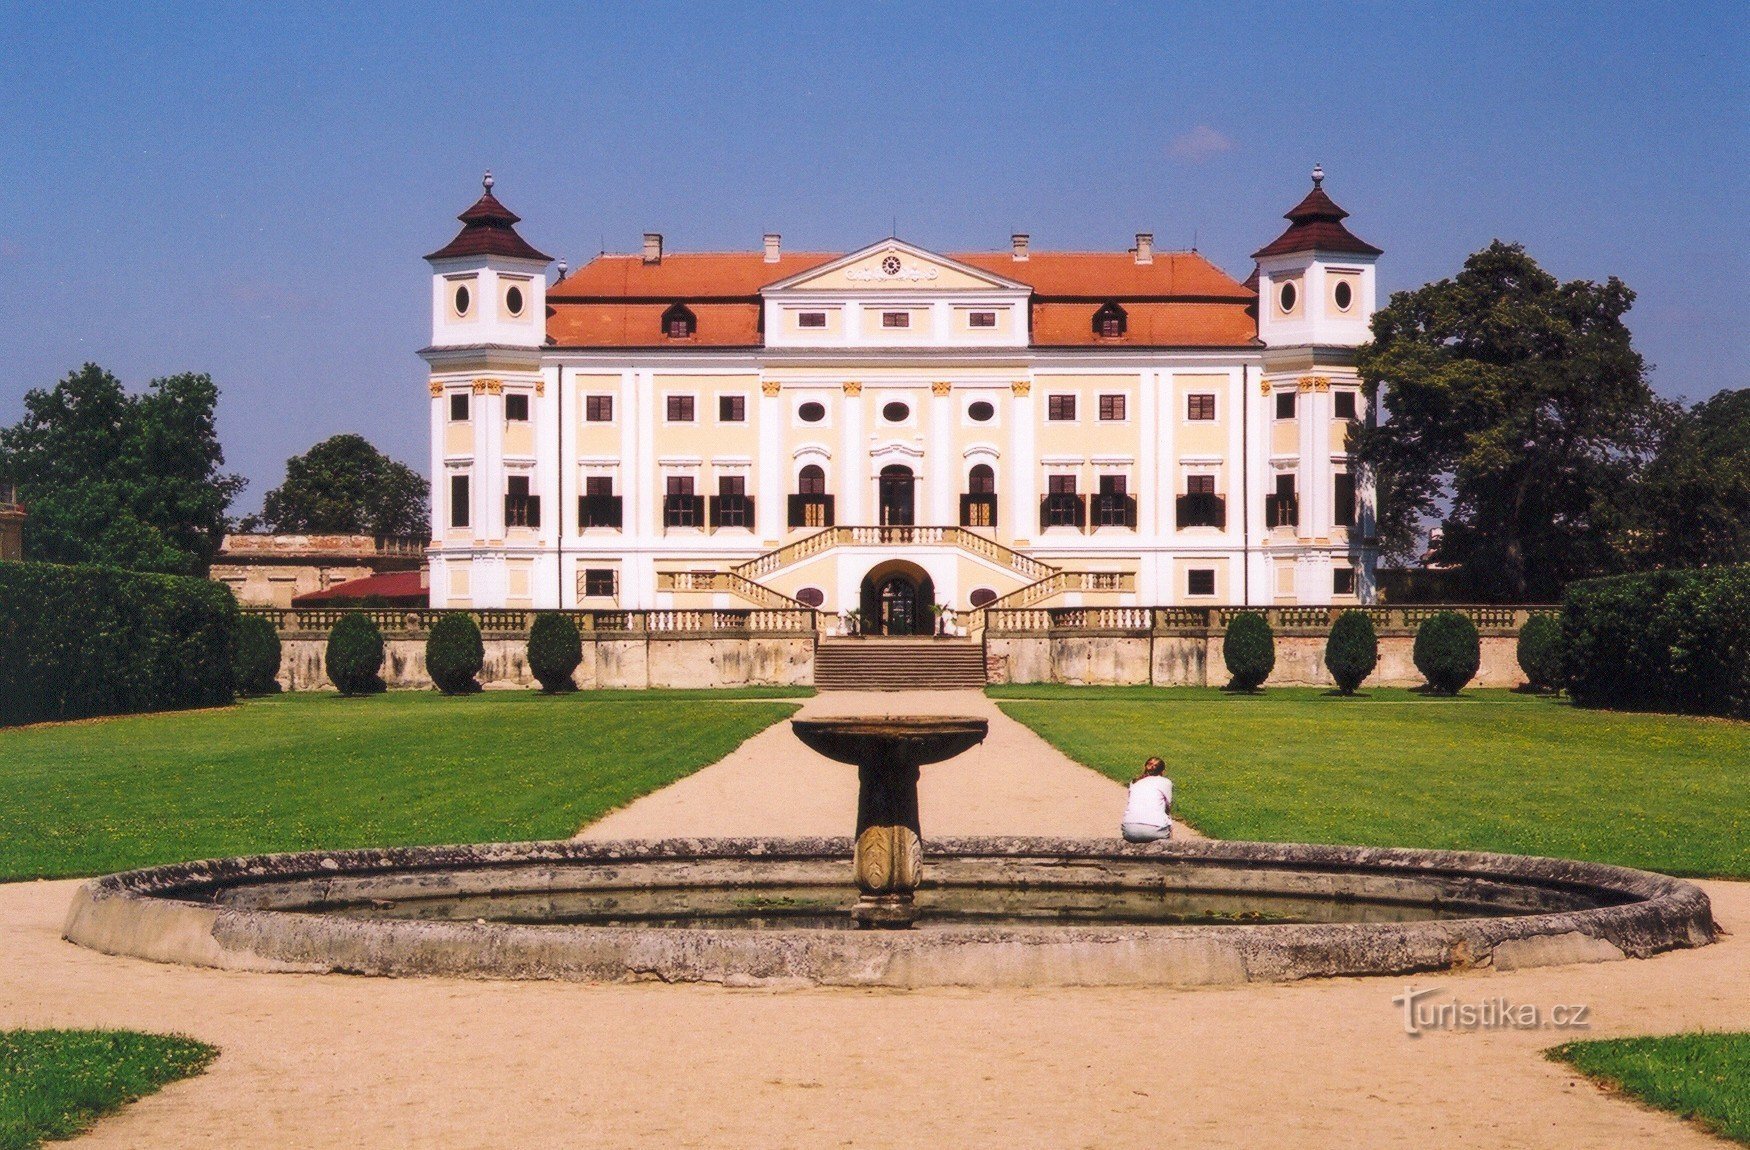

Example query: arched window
[1093,302,1127,339]
[662,303,696,339]
[797,464,826,495]
[789,464,832,528]
[962,463,997,528]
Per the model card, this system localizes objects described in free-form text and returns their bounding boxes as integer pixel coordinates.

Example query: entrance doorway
[858,561,936,637]
[878,465,915,526]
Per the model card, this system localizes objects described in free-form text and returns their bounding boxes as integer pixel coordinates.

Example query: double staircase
[814,637,988,691]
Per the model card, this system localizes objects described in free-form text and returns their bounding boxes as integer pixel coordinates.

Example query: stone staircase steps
[814,638,988,691]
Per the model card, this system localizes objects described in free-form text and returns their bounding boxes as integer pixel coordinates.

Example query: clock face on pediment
[773,243,1023,293]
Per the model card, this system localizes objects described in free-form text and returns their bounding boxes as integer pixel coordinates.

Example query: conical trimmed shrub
[1414,611,1481,695]
[1516,614,1563,692]
[1222,612,1275,691]
[325,613,385,696]
[1324,610,1378,695]
[528,612,583,693]
[234,614,283,696]
[426,612,484,695]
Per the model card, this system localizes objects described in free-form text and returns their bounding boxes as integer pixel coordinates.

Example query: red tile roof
[427,179,552,263]
[1252,180,1382,260]
[546,247,1258,348]
[291,570,428,606]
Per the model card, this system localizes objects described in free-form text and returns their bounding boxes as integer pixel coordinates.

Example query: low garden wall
[984,606,1553,689]
[250,609,815,691]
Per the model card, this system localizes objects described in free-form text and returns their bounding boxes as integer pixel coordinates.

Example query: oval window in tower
[454,284,471,315]
[1333,281,1353,312]
[882,401,910,423]
[797,401,826,423]
[1279,282,1297,313]
[967,400,994,422]
[505,285,524,316]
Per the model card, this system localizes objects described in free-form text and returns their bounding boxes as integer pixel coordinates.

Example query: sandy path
[3,690,1744,1148]
[580,689,1195,840]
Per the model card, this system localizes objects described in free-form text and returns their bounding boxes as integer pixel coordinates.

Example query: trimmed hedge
[1222,612,1275,691]
[1324,610,1379,695]
[0,561,236,727]
[325,613,385,695]
[426,613,483,695]
[1413,611,1481,695]
[528,612,583,693]
[1564,565,1750,719]
[1516,614,1563,692]
[233,614,283,696]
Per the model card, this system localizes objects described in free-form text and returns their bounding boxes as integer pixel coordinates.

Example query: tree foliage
[1413,611,1482,695]
[325,613,385,696]
[1516,614,1563,693]
[1222,612,1275,691]
[425,613,484,695]
[242,433,429,538]
[1324,610,1379,695]
[527,612,583,693]
[1353,242,1670,600]
[0,364,245,575]
[233,614,284,696]
[1630,388,1750,570]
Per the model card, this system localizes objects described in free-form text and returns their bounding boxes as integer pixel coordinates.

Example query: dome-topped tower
[426,172,552,350]
[1252,166,1380,351]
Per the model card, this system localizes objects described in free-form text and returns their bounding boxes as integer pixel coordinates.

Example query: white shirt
[1123,775,1173,829]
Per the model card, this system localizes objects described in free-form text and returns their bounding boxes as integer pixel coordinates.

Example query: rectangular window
[1267,473,1299,528]
[1176,475,1225,529]
[710,474,752,529]
[1275,390,1297,420]
[504,393,529,421]
[585,476,613,497]
[1098,394,1127,421]
[449,474,469,528]
[718,395,746,422]
[969,311,997,328]
[798,312,827,328]
[881,312,910,329]
[1187,569,1216,597]
[580,477,622,530]
[449,392,469,421]
[1187,393,1216,421]
[1047,394,1076,421]
[585,395,613,422]
[1334,391,1358,420]
[1094,474,1134,529]
[1187,474,1216,496]
[666,395,695,422]
[1042,474,1083,530]
[718,475,746,497]
[505,475,540,528]
[583,568,617,598]
[663,475,702,528]
[1333,568,1356,596]
[1334,472,1357,527]
[1048,474,1078,495]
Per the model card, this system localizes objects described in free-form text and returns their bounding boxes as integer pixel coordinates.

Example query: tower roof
[1251,166,1382,261]
[425,172,552,263]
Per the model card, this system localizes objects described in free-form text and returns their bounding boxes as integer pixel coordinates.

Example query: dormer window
[662,304,696,340]
[1093,303,1127,338]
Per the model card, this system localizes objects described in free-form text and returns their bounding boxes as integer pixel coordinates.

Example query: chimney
[1134,233,1154,265]
[763,233,781,263]
[1011,233,1030,261]
[642,233,663,264]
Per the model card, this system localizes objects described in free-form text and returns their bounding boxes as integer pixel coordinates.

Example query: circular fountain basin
[64,838,1715,988]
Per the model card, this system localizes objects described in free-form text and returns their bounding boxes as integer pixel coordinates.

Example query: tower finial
[483,169,495,193]
[1311,163,1324,188]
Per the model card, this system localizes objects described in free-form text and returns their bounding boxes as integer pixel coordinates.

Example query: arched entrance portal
[858,560,936,637]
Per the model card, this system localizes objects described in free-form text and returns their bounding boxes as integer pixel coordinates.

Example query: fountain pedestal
[791,716,988,928]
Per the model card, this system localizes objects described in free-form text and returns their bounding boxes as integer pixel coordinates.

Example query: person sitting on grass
[1120,756,1174,843]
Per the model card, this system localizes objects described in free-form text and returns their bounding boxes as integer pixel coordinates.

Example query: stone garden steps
[814,638,988,691]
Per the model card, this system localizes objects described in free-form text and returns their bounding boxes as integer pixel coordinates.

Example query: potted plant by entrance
[842,608,864,637]
[930,602,953,637]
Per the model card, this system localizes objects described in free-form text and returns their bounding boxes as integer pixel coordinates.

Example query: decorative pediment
[765,239,1029,294]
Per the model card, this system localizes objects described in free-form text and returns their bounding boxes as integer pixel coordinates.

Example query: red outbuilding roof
[291,570,429,607]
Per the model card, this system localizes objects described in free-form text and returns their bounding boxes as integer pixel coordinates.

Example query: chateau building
[421,169,1380,632]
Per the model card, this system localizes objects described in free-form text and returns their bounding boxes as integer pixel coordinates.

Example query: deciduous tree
[1354,242,1669,601]
[1631,388,1750,569]
[243,433,429,538]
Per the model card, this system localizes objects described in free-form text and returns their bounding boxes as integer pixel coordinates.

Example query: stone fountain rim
[63,837,1717,988]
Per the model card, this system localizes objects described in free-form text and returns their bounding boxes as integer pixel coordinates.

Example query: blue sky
[2,2,1743,514]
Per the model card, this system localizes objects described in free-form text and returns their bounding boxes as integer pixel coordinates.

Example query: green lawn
[1549,1034,1750,1145]
[0,691,800,881]
[0,1030,215,1150]
[991,686,1750,878]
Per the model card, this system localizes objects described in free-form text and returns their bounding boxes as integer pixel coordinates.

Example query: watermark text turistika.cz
[1392,985,1591,1037]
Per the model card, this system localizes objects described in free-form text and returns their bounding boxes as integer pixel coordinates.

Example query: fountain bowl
[63,836,1716,988]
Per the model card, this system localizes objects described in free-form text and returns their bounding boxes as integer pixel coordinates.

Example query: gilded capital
[429,381,444,397]
[1313,377,1330,392]
[931,381,952,397]
[485,379,504,395]
[471,380,487,394]
[843,381,862,396]
[534,381,545,397]
[1260,380,1272,395]
[1010,380,1031,397]
[762,380,782,397]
